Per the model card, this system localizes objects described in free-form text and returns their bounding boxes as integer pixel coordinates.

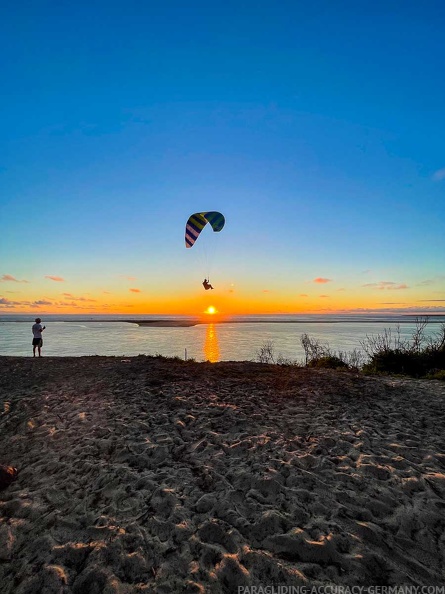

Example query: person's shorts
[32,338,43,347]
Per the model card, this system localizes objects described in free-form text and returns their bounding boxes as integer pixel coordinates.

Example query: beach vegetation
[307,355,349,369]
[256,341,276,364]
[426,369,445,381]
[361,318,445,378]
[256,341,298,365]
[301,333,329,366]
[251,319,445,380]
[300,333,356,369]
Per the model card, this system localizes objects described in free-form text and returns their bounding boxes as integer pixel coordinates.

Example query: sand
[0,356,444,592]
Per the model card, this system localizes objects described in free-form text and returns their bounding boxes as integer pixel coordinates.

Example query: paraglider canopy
[185,212,225,248]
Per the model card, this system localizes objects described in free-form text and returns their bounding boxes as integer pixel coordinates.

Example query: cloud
[299,294,308,297]
[0,297,26,306]
[379,302,407,305]
[54,300,104,310]
[432,168,445,181]
[62,293,97,302]
[1,274,29,283]
[262,289,270,293]
[418,299,445,302]
[34,300,52,305]
[313,277,332,284]
[130,288,141,293]
[417,276,445,286]
[331,306,445,314]
[121,276,136,281]
[319,294,330,298]
[363,281,409,290]
[45,276,65,282]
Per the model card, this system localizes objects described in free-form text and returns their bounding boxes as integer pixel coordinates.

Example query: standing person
[32,318,46,357]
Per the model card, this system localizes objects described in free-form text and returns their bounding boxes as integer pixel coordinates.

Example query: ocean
[1,314,444,363]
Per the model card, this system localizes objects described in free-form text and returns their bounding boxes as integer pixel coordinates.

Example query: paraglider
[185,212,225,289]
[185,211,225,248]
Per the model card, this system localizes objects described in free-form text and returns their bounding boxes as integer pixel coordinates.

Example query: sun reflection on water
[203,323,220,362]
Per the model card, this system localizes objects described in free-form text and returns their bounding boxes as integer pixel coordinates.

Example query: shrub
[362,318,445,378]
[301,334,351,369]
[426,369,445,381]
[307,355,349,369]
[362,349,423,376]
[256,340,276,364]
[256,341,297,365]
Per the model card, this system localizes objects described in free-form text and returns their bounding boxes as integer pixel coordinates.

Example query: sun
[205,306,217,315]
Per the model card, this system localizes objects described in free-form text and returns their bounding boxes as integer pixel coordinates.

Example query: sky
[1,0,445,316]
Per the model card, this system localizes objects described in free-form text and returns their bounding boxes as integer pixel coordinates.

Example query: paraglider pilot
[203,279,214,290]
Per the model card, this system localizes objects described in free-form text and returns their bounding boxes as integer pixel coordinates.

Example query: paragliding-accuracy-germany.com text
[237,587,445,594]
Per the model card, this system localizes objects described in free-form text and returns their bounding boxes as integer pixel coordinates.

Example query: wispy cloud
[45,276,65,282]
[130,288,141,293]
[418,299,445,302]
[1,274,29,283]
[417,275,445,286]
[299,294,308,297]
[0,297,36,307]
[34,300,52,305]
[432,167,445,181]
[363,281,409,290]
[379,302,407,305]
[313,277,332,284]
[319,294,330,298]
[0,297,18,305]
[62,293,97,302]
[333,306,445,314]
[121,275,136,281]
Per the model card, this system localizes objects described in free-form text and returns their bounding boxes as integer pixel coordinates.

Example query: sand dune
[0,356,444,592]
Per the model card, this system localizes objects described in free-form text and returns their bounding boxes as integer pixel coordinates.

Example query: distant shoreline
[1,315,445,327]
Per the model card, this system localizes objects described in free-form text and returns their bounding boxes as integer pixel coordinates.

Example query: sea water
[1,314,444,363]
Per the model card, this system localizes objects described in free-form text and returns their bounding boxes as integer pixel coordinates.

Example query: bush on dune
[307,355,349,369]
[362,318,445,379]
[255,318,445,380]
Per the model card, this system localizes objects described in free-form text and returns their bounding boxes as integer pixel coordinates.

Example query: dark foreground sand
[0,356,444,593]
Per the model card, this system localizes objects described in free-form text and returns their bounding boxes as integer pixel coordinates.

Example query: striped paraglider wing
[185,211,225,248]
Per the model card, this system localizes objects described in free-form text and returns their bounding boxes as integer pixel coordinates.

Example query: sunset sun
[205,306,217,315]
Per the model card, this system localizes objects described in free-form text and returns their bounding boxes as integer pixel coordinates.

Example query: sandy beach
[0,356,444,592]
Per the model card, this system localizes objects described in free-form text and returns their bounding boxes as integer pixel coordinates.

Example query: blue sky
[1,0,444,314]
